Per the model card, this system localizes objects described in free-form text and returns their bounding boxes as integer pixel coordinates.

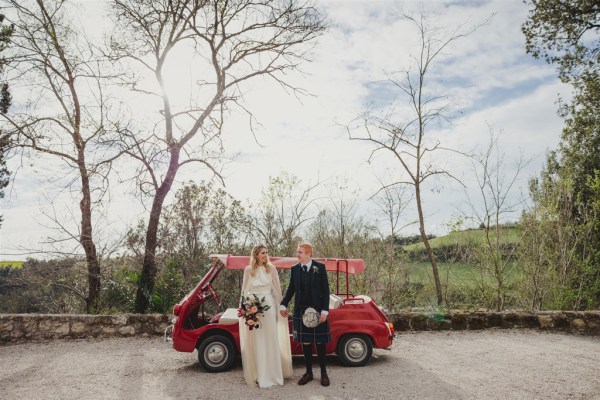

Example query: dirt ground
[1,330,599,400]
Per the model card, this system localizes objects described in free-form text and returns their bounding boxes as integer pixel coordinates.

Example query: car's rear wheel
[197,335,235,372]
[337,334,373,367]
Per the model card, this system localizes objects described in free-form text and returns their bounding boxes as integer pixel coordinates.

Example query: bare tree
[0,12,13,228]
[160,181,251,278]
[324,180,364,259]
[306,182,376,295]
[348,14,480,306]
[372,182,412,311]
[463,129,530,310]
[250,172,320,256]
[107,0,326,312]
[1,0,121,312]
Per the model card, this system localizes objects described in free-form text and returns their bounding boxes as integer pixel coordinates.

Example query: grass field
[0,261,24,268]
[402,260,525,309]
[402,227,523,291]
[403,226,521,251]
[409,261,480,286]
[407,261,522,287]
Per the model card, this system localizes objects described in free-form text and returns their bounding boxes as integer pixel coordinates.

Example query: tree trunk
[79,170,101,313]
[135,147,180,313]
[415,182,443,306]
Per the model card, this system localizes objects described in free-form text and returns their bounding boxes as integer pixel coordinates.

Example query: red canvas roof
[209,254,366,275]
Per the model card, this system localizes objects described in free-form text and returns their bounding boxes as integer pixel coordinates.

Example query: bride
[239,244,293,388]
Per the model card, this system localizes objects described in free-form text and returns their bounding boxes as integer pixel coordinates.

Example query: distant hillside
[0,261,24,269]
[403,226,521,252]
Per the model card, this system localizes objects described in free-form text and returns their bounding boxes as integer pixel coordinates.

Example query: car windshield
[179,260,224,303]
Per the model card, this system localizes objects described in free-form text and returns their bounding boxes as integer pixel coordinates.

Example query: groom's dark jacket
[281,260,330,316]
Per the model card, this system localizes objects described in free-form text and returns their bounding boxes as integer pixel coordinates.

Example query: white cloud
[0,0,572,259]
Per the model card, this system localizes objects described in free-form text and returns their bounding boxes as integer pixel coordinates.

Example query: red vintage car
[165,254,394,372]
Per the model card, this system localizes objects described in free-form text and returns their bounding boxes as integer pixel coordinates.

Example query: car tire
[337,334,373,367]
[197,335,236,372]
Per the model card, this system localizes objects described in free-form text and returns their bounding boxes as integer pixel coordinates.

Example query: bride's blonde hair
[250,244,271,276]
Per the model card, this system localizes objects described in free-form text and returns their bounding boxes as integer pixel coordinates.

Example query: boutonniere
[311,265,319,274]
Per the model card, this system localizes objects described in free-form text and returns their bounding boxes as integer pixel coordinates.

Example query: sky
[0,0,570,261]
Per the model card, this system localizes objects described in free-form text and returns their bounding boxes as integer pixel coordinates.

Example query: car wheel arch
[336,331,375,347]
[196,328,237,353]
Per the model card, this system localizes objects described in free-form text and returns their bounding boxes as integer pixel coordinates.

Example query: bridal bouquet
[238,294,271,330]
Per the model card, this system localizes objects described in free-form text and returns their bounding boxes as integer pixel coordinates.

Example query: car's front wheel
[197,335,236,372]
[337,334,373,367]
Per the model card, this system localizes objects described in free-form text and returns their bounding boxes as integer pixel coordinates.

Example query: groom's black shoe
[298,373,313,385]
[320,372,330,387]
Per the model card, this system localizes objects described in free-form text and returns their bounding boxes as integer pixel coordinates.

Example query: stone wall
[388,310,600,335]
[0,314,170,343]
[1,311,598,343]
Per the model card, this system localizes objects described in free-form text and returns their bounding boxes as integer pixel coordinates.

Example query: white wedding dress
[239,264,293,388]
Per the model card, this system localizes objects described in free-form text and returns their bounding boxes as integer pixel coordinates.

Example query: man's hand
[319,313,327,324]
[280,309,288,317]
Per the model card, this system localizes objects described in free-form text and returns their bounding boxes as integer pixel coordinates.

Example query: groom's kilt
[292,307,331,344]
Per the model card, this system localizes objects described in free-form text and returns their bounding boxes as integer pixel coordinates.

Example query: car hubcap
[205,343,227,367]
[346,338,366,361]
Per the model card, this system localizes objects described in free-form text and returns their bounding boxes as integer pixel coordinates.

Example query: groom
[280,242,331,387]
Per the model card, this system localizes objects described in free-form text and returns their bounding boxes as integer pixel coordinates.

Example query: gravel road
[1,330,599,400]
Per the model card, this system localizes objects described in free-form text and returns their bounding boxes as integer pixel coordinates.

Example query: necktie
[303,264,308,273]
